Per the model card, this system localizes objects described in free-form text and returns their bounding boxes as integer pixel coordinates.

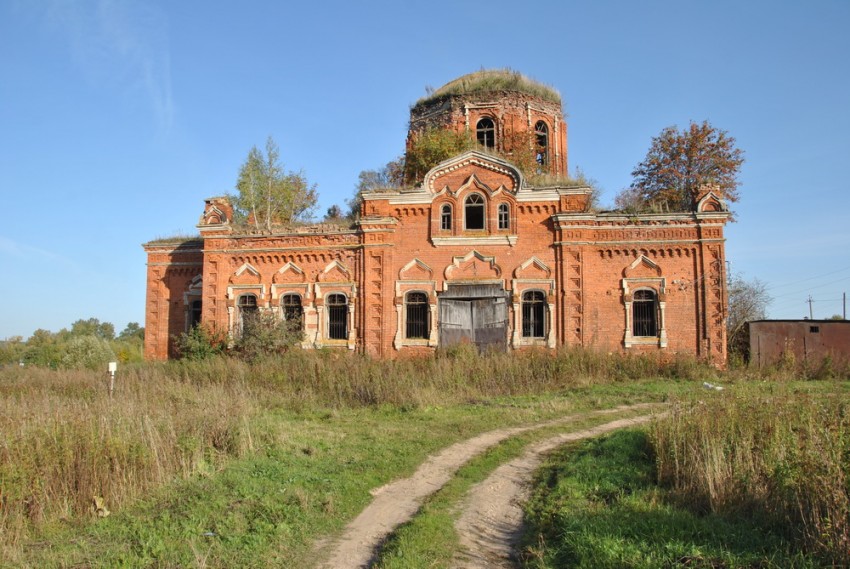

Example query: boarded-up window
[406,292,429,339]
[327,294,348,340]
[522,290,546,338]
[633,289,658,337]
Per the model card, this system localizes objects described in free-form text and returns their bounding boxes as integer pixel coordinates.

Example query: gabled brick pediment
[514,257,552,279]
[273,262,306,283]
[319,259,352,282]
[624,255,662,278]
[423,151,522,195]
[399,258,433,280]
[230,263,261,285]
[445,250,502,281]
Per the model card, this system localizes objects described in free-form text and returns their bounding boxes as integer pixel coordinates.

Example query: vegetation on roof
[415,69,562,107]
[145,234,202,245]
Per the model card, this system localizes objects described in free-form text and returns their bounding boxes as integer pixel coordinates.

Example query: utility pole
[807,295,814,320]
[844,292,846,320]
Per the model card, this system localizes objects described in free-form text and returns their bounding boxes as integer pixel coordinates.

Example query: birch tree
[233,137,317,230]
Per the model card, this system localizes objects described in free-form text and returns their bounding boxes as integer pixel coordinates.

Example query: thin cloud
[0,236,78,269]
[44,0,174,132]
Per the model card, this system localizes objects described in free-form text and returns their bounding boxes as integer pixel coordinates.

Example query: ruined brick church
[144,70,730,362]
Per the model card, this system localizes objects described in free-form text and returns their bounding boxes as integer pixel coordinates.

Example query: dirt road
[315,404,660,568]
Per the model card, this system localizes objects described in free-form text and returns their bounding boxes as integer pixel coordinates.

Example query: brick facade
[143,72,730,363]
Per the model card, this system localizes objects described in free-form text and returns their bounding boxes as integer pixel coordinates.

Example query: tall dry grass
[0,347,709,558]
[651,384,849,566]
[0,364,263,558]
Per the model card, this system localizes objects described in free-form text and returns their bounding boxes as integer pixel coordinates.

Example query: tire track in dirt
[452,413,660,568]
[314,403,660,568]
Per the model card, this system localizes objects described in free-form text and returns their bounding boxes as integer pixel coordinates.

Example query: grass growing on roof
[415,69,561,107]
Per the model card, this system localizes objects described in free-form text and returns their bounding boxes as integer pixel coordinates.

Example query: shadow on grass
[521,430,816,569]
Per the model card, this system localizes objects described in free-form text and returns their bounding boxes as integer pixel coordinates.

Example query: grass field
[1,348,847,567]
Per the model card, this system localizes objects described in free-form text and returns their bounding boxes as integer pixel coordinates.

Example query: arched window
[476,117,496,149]
[326,293,348,340]
[497,203,510,230]
[281,294,303,328]
[465,193,485,230]
[522,291,547,338]
[190,299,202,330]
[405,291,429,339]
[535,121,549,167]
[632,290,658,337]
[237,294,258,335]
[440,204,452,231]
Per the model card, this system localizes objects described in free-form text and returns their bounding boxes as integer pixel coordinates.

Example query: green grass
[521,429,817,568]
[372,407,659,568]
[6,348,846,567]
[9,384,675,568]
[415,69,561,106]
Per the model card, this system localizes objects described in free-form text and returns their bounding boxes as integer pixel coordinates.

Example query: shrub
[232,312,302,362]
[175,325,226,361]
[60,335,115,370]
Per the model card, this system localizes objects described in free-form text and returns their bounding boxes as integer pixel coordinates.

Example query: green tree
[61,335,115,370]
[23,329,62,368]
[727,273,771,361]
[404,128,476,183]
[616,121,744,213]
[117,322,144,341]
[0,336,25,366]
[233,136,318,230]
[349,156,405,219]
[70,318,115,340]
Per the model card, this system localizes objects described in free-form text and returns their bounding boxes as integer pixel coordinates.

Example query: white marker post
[107,361,117,397]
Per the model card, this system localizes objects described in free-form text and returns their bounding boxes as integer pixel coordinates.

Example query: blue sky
[1,0,849,339]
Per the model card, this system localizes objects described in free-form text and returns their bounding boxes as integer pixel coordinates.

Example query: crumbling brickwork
[143,71,730,364]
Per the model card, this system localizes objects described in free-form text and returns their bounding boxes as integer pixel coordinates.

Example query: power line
[764,264,850,291]
[768,275,850,300]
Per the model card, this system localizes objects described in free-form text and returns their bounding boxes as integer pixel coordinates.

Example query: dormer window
[465,193,485,230]
[476,117,496,149]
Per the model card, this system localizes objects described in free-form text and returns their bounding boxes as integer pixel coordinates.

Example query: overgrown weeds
[0,347,698,559]
[651,382,849,566]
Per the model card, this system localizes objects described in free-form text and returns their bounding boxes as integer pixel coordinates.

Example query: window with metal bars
[326,293,348,340]
[535,121,549,167]
[237,294,258,335]
[498,203,509,230]
[632,289,658,337]
[476,117,495,148]
[440,204,452,231]
[281,294,303,327]
[465,193,485,230]
[522,291,546,338]
[405,292,429,339]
